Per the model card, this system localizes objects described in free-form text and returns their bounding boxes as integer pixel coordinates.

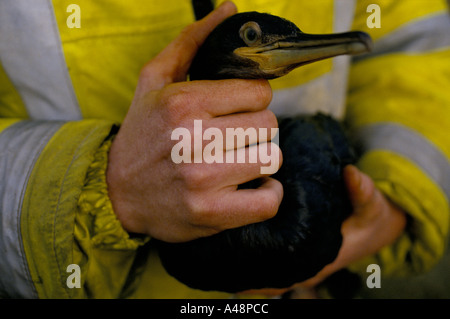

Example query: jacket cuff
[77,133,150,250]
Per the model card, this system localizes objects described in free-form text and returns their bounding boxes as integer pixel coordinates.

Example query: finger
[205,109,278,149]
[213,177,284,230]
[161,79,272,119]
[141,1,237,90]
[180,142,282,189]
[201,79,273,116]
[203,142,282,183]
[343,165,376,209]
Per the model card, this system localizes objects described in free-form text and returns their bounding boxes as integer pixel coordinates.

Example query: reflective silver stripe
[270,0,356,120]
[0,0,81,120]
[354,123,450,199]
[333,0,357,33]
[0,121,64,298]
[354,12,450,62]
[270,63,349,119]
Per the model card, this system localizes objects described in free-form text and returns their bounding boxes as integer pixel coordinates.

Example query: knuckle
[179,23,196,37]
[159,86,183,109]
[253,80,273,107]
[159,87,195,124]
[256,182,283,219]
[269,191,282,214]
[178,165,210,189]
[139,60,153,79]
[262,109,278,128]
[177,24,202,53]
[260,193,280,219]
[184,193,215,226]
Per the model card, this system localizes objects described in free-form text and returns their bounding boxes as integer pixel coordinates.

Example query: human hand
[106,1,283,243]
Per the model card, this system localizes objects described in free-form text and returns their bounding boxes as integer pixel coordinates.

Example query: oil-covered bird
[156,12,372,293]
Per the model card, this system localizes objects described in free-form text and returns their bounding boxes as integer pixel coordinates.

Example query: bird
[155,12,372,293]
[189,11,371,80]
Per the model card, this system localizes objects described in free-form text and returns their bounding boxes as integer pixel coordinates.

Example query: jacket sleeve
[74,133,150,298]
[0,118,149,298]
[0,116,231,298]
[345,0,450,276]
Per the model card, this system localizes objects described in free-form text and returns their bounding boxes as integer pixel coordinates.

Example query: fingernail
[217,1,237,14]
[354,167,362,190]
[345,165,361,190]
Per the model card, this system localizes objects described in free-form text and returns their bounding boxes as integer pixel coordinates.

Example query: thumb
[343,165,376,211]
[139,1,237,91]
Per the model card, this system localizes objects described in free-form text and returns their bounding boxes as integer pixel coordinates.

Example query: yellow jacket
[0,0,448,298]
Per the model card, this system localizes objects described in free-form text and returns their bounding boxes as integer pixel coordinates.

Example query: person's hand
[106,1,283,243]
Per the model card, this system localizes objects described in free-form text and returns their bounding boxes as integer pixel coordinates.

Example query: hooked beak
[234,31,372,78]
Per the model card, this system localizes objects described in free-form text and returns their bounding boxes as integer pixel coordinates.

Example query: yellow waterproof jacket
[0,0,448,298]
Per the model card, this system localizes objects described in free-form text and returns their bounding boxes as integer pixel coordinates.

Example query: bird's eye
[239,22,262,46]
[245,28,258,42]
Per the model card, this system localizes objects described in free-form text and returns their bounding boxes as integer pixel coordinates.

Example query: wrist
[105,136,146,236]
[78,134,149,249]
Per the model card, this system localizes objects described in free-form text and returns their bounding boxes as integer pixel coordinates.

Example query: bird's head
[190,12,372,80]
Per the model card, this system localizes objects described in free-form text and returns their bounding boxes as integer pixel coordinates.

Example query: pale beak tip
[350,31,373,54]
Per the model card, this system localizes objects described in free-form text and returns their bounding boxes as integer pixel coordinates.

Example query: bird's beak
[234,31,372,78]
